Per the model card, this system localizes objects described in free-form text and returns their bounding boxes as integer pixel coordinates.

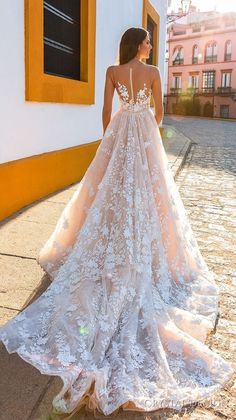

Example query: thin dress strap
[130,67,134,102]
[111,66,116,87]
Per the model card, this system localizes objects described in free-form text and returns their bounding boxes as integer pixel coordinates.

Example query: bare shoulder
[146,64,160,75]
[106,65,115,75]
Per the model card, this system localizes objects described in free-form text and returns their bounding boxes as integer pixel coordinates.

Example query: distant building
[165,9,236,119]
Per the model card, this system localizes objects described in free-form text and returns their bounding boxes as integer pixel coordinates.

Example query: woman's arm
[151,66,164,126]
[102,66,115,135]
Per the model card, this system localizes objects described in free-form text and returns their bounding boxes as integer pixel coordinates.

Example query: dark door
[220,105,229,118]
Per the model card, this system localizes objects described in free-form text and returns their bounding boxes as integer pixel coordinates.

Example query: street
[163,115,236,419]
[164,115,236,147]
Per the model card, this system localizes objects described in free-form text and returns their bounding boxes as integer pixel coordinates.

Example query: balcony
[204,24,220,31]
[192,25,201,33]
[172,58,184,66]
[187,87,199,95]
[173,30,186,36]
[204,55,217,63]
[225,20,235,27]
[224,53,232,62]
[192,57,198,64]
[170,88,182,96]
[202,87,215,95]
[168,87,236,97]
[216,87,236,96]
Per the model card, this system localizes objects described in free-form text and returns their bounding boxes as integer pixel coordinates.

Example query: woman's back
[112,60,153,104]
[102,58,163,131]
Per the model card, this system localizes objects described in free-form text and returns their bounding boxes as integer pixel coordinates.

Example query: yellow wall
[0,140,101,222]
[0,126,164,222]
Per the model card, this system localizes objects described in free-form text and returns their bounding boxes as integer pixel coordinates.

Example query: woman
[0,27,234,418]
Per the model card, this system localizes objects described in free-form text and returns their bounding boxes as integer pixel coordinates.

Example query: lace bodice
[116,68,152,112]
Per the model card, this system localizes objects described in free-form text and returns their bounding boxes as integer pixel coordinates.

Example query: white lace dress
[0,67,234,418]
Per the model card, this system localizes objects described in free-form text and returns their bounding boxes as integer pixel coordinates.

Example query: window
[225,40,232,61]
[25,0,96,104]
[171,74,182,94]
[202,71,215,93]
[146,15,155,65]
[188,74,199,89]
[221,72,231,88]
[172,75,181,89]
[192,45,198,64]
[205,41,217,63]
[142,0,160,66]
[142,0,160,107]
[44,1,81,80]
[172,47,184,65]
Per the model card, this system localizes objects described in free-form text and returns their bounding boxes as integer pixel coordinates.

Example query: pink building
[165,10,236,118]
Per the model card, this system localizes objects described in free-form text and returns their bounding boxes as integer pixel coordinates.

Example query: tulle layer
[0,107,234,416]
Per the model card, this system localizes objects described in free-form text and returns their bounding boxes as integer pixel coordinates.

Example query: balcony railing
[205,24,220,30]
[224,53,232,62]
[172,58,184,65]
[192,57,198,64]
[170,88,182,95]
[187,87,199,94]
[173,31,186,36]
[192,26,201,33]
[168,87,236,97]
[204,55,217,63]
[216,87,236,96]
[202,87,215,94]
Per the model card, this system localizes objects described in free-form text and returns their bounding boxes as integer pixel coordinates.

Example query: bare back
[111,62,153,104]
[102,60,163,133]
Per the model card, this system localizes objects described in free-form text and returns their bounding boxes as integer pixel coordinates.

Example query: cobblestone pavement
[48,120,236,419]
[160,116,236,419]
[164,115,236,148]
[158,116,236,419]
[170,141,236,419]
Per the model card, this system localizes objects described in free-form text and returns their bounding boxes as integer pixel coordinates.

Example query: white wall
[0,0,167,164]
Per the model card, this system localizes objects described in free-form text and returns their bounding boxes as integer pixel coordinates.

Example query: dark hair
[119,27,149,65]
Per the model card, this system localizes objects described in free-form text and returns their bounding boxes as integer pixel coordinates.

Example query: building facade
[165,10,236,119]
[0,0,167,222]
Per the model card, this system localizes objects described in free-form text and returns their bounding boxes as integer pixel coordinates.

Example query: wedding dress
[0,64,234,418]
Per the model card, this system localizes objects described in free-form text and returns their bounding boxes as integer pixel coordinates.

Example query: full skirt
[0,107,234,417]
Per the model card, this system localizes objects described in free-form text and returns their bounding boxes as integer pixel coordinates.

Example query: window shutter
[196,75,199,88]
[172,48,179,61]
[227,41,232,54]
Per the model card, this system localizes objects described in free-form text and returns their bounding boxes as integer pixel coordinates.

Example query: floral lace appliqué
[117,81,151,112]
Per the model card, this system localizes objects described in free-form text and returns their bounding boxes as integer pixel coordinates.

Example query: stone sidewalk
[0,128,192,420]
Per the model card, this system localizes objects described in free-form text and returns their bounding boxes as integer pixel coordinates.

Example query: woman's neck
[128,56,143,64]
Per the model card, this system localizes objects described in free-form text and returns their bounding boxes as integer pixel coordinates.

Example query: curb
[162,124,193,179]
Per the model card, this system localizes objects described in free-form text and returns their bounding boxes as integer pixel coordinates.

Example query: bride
[0,27,234,418]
